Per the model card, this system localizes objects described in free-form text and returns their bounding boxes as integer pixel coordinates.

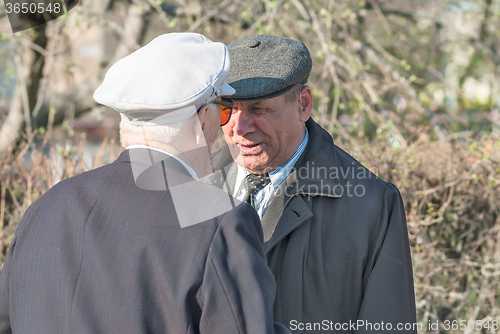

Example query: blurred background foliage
[0,0,499,333]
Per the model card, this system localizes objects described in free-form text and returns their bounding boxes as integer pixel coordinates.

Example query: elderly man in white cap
[0,33,290,334]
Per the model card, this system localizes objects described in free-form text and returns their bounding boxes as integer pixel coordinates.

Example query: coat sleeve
[0,237,15,334]
[355,183,417,334]
[199,202,290,334]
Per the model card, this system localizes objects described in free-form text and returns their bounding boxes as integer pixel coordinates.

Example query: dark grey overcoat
[0,148,290,334]
[211,119,417,333]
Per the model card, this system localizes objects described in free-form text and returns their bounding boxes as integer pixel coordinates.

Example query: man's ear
[298,85,313,122]
[196,105,209,145]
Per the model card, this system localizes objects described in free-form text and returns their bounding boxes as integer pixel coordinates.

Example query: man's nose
[231,105,256,136]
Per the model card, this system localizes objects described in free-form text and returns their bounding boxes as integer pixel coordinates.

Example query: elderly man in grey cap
[211,35,417,333]
[0,33,290,334]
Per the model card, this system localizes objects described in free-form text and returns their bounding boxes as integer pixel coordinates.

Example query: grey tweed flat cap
[226,35,312,101]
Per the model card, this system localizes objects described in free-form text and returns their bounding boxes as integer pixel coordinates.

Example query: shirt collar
[268,127,308,192]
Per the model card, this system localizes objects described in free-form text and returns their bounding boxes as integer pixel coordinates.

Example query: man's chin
[240,157,273,174]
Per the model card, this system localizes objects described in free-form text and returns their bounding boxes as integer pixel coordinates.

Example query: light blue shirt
[234,127,309,218]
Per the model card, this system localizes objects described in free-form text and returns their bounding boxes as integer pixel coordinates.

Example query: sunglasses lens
[220,106,231,126]
[219,99,233,126]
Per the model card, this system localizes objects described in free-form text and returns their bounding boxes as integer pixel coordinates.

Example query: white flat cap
[93,33,235,125]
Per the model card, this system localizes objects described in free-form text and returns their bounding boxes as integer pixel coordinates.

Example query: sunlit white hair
[119,103,218,148]
[119,114,189,147]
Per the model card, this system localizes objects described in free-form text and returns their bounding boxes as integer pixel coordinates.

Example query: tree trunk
[0,79,25,154]
[33,1,151,132]
[0,34,40,154]
[0,0,153,154]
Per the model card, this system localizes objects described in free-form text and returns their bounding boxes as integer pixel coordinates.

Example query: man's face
[202,102,221,149]
[222,88,311,174]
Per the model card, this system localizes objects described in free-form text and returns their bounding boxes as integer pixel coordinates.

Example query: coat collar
[116,148,196,191]
[279,118,343,200]
[261,118,343,246]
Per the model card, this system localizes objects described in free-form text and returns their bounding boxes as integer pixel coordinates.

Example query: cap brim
[218,83,236,96]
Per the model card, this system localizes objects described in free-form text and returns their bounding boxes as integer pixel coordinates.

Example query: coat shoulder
[329,144,405,222]
[333,144,390,192]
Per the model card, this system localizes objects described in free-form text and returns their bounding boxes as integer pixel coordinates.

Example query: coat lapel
[222,161,238,195]
[264,195,313,253]
[203,144,239,195]
[201,159,238,195]
[262,145,313,248]
[263,119,343,252]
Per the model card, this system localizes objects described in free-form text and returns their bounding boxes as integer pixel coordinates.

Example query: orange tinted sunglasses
[211,99,234,126]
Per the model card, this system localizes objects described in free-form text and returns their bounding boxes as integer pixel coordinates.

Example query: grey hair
[284,83,306,103]
[119,118,189,147]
